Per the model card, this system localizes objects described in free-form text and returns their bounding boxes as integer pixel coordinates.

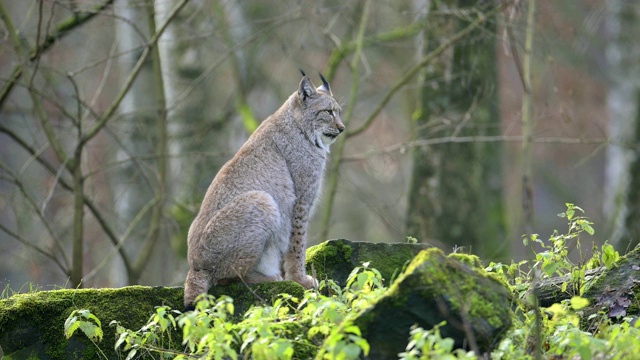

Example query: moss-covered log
[535,267,606,307]
[582,244,640,328]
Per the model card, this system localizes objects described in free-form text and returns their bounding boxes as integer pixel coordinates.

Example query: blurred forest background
[1,0,637,290]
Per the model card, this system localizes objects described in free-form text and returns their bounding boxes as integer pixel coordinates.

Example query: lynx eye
[326,110,334,116]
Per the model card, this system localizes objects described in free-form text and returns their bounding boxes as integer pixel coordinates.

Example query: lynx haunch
[183,72,344,308]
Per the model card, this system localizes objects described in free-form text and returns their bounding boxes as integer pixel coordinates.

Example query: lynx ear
[298,75,317,101]
[318,72,332,96]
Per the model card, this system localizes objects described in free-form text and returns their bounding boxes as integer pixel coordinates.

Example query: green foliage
[61,204,639,359]
[399,322,475,360]
[64,309,104,342]
[1,282,42,299]
[518,203,607,297]
[63,264,380,359]
[64,309,109,360]
[487,204,639,360]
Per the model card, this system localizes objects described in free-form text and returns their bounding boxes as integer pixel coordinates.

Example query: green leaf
[78,309,102,327]
[542,260,561,277]
[64,316,80,339]
[343,324,361,336]
[125,348,138,360]
[338,343,362,360]
[115,332,128,350]
[566,208,575,220]
[238,101,259,133]
[570,296,590,310]
[577,220,595,235]
[602,243,620,269]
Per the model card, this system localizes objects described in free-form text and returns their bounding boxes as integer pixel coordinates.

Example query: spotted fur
[184,74,344,308]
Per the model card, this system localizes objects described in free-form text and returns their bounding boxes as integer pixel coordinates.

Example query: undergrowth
[64,204,640,359]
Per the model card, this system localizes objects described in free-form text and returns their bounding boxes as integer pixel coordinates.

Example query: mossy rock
[306,239,430,287]
[0,282,304,359]
[354,248,513,359]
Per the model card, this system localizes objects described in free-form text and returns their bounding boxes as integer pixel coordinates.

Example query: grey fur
[184,75,345,307]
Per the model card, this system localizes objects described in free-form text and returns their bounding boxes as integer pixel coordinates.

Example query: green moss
[448,253,483,269]
[306,239,354,281]
[355,248,512,357]
[0,286,183,359]
[0,282,306,359]
[414,250,508,329]
[306,239,428,287]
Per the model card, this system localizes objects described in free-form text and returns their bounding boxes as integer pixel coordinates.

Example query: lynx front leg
[284,203,318,289]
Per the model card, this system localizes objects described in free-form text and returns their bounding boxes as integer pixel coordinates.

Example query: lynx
[183,72,344,308]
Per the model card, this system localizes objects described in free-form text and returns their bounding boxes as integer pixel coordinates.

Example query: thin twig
[0,161,70,271]
[0,222,68,274]
[0,124,135,279]
[0,0,115,109]
[130,4,170,280]
[84,196,159,282]
[324,10,432,81]
[342,135,608,162]
[0,0,68,164]
[320,0,370,240]
[81,0,189,146]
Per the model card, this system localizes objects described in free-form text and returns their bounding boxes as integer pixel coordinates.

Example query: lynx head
[293,71,345,152]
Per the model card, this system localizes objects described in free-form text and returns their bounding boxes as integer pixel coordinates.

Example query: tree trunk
[155,0,240,282]
[112,0,167,285]
[604,1,640,253]
[620,93,640,252]
[406,1,506,260]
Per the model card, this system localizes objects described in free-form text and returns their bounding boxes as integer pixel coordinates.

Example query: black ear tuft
[299,68,306,77]
[298,75,316,101]
[318,72,331,95]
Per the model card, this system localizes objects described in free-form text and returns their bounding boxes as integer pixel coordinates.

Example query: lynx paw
[295,274,319,289]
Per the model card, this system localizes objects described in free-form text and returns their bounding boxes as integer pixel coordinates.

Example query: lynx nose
[336,121,345,133]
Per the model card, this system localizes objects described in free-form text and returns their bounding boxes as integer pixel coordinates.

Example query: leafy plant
[399,321,475,360]
[64,309,108,359]
[61,204,639,360]
[98,263,381,359]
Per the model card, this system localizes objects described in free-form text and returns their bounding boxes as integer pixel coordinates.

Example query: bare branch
[0,0,68,164]
[522,0,536,235]
[0,124,135,279]
[0,222,68,275]
[342,136,610,162]
[0,161,70,270]
[346,3,506,138]
[0,0,115,109]
[81,0,189,146]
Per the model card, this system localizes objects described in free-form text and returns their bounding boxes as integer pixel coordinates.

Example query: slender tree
[113,0,169,285]
[405,1,507,260]
[604,1,640,253]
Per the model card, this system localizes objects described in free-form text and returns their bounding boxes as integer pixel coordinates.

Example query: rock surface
[306,238,430,287]
[354,248,513,359]
[0,283,303,359]
[0,239,511,359]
